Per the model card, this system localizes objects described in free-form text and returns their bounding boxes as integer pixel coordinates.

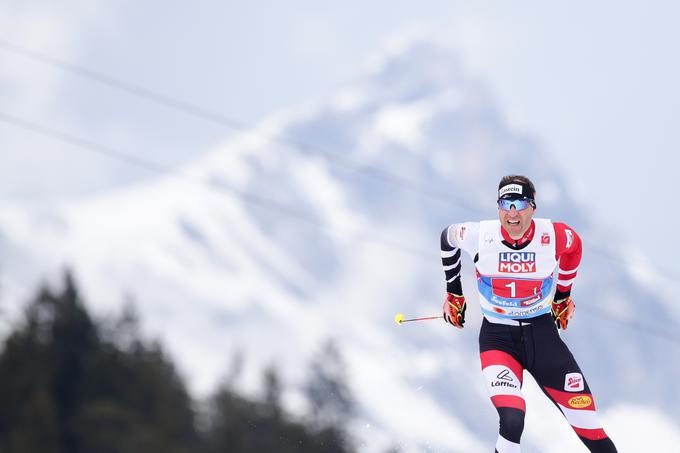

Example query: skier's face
[498,201,535,239]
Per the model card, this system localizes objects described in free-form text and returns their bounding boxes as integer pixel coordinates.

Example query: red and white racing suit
[441,219,617,453]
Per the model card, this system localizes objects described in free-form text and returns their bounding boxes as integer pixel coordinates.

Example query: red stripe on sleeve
[553,222,582,292]
[480,350,523,384]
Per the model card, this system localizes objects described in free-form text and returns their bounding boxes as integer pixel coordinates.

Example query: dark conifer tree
[304,338,355,451]
[0,271,199,453]
[203,355,356,453]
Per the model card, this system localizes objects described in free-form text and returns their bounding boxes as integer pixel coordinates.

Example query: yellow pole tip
[394,313,405,325]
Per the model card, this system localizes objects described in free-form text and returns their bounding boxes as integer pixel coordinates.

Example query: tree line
[0,272,373,453]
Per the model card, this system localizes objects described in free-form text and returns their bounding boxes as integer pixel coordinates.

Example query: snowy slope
[1,38,679,452]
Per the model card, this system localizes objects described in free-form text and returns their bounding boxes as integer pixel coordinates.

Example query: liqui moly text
[498,252,536,273]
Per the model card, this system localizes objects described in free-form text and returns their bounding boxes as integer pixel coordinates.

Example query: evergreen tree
[203,358,355,453]
[304,338,355,449]
[0,271,199,453]
[262,363,283,420]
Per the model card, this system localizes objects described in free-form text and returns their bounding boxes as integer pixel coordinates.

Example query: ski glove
[443,293,466,328]
[551,296,575,330]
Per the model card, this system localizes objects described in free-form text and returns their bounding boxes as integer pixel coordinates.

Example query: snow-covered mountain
[1,38,679,452]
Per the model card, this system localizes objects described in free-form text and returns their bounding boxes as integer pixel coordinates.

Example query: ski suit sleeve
[440,222,479,295]
[553,222,582,299]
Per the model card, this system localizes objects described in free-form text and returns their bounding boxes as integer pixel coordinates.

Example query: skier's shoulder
[549,220,581,250]
[442,221,480,248]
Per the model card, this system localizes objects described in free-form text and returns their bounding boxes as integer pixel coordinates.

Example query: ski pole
[394,313,444,325]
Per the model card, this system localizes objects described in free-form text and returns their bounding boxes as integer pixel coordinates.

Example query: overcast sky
[1,1,678,276]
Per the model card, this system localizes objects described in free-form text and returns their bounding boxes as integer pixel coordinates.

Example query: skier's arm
[552,222,582,329]
[553,222,582,299]
[440,223,478,328]
[440,225,463,295]
[440,222,478,292]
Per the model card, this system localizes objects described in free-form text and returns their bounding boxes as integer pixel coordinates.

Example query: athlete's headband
[498,182,536,207]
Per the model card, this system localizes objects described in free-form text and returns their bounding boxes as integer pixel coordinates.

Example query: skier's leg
[541,383,617,452]
[481,349,525,453]
[528,318,617,452]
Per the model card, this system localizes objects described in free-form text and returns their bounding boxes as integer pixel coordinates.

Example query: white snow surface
[0,38,679,452]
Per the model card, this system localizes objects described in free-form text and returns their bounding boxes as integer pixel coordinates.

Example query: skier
[440,175,617,452]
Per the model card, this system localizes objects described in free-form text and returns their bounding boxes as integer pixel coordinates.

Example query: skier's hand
[551,296,575,330]
[443,293,466,328]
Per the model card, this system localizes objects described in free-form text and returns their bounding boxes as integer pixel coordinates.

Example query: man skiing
[440,175,617,452]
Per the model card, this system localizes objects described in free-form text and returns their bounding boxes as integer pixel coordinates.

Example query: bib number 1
[492,278,542,298]
[505,281,516,298]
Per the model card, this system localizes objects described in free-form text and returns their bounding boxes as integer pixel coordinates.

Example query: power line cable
[0,112,175,176]
[0,40,248,131]
[0,39,482,215]
[1,112,679,345]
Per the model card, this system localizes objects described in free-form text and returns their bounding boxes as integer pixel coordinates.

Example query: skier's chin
[505,222,522,235]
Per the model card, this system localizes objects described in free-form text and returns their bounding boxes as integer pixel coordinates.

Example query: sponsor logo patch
[499,184,523,197]
[565,229,574,248]
[491,378,518,389]
[520,293,542,306]
[490,295,520,307]
[568,395,592,409]
[541,233,550,245]
[565,372,584,392]
[505,303,546,317]
[497,370,513,381]
[485,366,521,394]
[498,252,536,273]
[457,225,466,241]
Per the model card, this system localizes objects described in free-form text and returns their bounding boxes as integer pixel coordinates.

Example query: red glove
[551,296,575,330]
[443,293,466,328]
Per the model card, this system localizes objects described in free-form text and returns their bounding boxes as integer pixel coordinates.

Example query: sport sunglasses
[497,198,534,211]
